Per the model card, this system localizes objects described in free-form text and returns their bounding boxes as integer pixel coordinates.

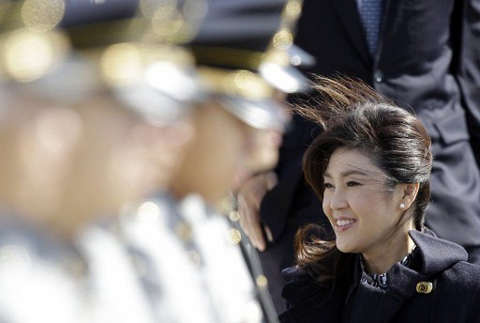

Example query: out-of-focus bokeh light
[139,0,159,17]
[272,30,293,50]
[226,228,242,245]
[231,70,272,100]
[149,0,178,19]
[2,29,69,82]
[285,0,302,17]
[290,55,302,66]
[137,201,161,222]
[183,0,208,21]
[21,0,65,32]
[152,8,185,41]
[255,275,268,288]
[148,0,206,43]
[228,210,240,222]
[100,43,143,86]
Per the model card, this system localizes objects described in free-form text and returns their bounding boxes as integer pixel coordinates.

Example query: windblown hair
[293,76,433,285]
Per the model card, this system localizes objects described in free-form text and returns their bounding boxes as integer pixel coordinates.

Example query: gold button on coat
[416,281,433,294]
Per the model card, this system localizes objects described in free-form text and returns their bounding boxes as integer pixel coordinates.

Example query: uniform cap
[58,0,207,126]
[187,0,311,130]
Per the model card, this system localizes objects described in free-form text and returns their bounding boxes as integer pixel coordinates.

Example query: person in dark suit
[237,0,480,312]
[280,77,480,322]
[457,0,480,168]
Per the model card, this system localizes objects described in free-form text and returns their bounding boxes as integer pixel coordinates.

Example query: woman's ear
[401,182,420,209]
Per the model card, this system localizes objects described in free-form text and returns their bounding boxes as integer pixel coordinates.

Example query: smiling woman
[279,77,480,323]
[321,147,418,274]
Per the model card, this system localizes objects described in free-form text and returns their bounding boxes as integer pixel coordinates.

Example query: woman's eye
[346,181,361,187]
[322,182,334,189]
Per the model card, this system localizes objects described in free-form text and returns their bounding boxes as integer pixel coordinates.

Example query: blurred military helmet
[187,0,311,131]
[0,0,208,126]
[59,0,209,126]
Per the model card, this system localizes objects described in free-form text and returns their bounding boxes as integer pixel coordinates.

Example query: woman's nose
[329,188,348,210]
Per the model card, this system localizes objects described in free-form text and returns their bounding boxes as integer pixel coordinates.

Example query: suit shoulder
[443,261,480,288]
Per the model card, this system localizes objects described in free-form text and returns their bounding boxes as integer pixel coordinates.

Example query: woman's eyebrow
[324,169,369,178]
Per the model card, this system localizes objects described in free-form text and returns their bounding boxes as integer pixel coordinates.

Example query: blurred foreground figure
[0,1,189,322]
[0,0,309,321]
[116,0,311,322]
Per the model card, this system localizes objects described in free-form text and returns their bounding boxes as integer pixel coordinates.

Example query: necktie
[359,0,384,57]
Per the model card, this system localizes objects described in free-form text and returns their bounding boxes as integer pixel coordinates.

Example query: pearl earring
[400,203,405,209]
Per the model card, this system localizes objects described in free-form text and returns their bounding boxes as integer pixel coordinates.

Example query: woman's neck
[362,230,416,274]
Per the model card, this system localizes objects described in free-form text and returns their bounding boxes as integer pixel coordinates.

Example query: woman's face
[322,147,408,257]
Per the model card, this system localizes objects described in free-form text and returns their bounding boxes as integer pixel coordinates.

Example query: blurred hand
[237,171,278,251]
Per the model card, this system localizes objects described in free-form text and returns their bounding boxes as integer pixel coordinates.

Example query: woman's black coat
[280,230,480,322]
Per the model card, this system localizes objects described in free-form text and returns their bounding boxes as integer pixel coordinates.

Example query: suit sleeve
[457,0,480,166]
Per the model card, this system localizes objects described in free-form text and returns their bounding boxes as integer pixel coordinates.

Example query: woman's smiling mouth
[334,218,356,232]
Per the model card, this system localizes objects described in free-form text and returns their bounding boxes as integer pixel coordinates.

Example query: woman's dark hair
[293,76,433,284]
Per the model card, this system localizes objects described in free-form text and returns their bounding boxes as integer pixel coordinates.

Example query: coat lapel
[349,230,468,322]
[331,0,372,66]
[348,256,430,323]
[376,263,430,322]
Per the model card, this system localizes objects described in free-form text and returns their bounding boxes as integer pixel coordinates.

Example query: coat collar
[281,265,347,322]
[408,229,468,274]
[281,229,468,321]
[281,266,327,307]
[344,229,468,321]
